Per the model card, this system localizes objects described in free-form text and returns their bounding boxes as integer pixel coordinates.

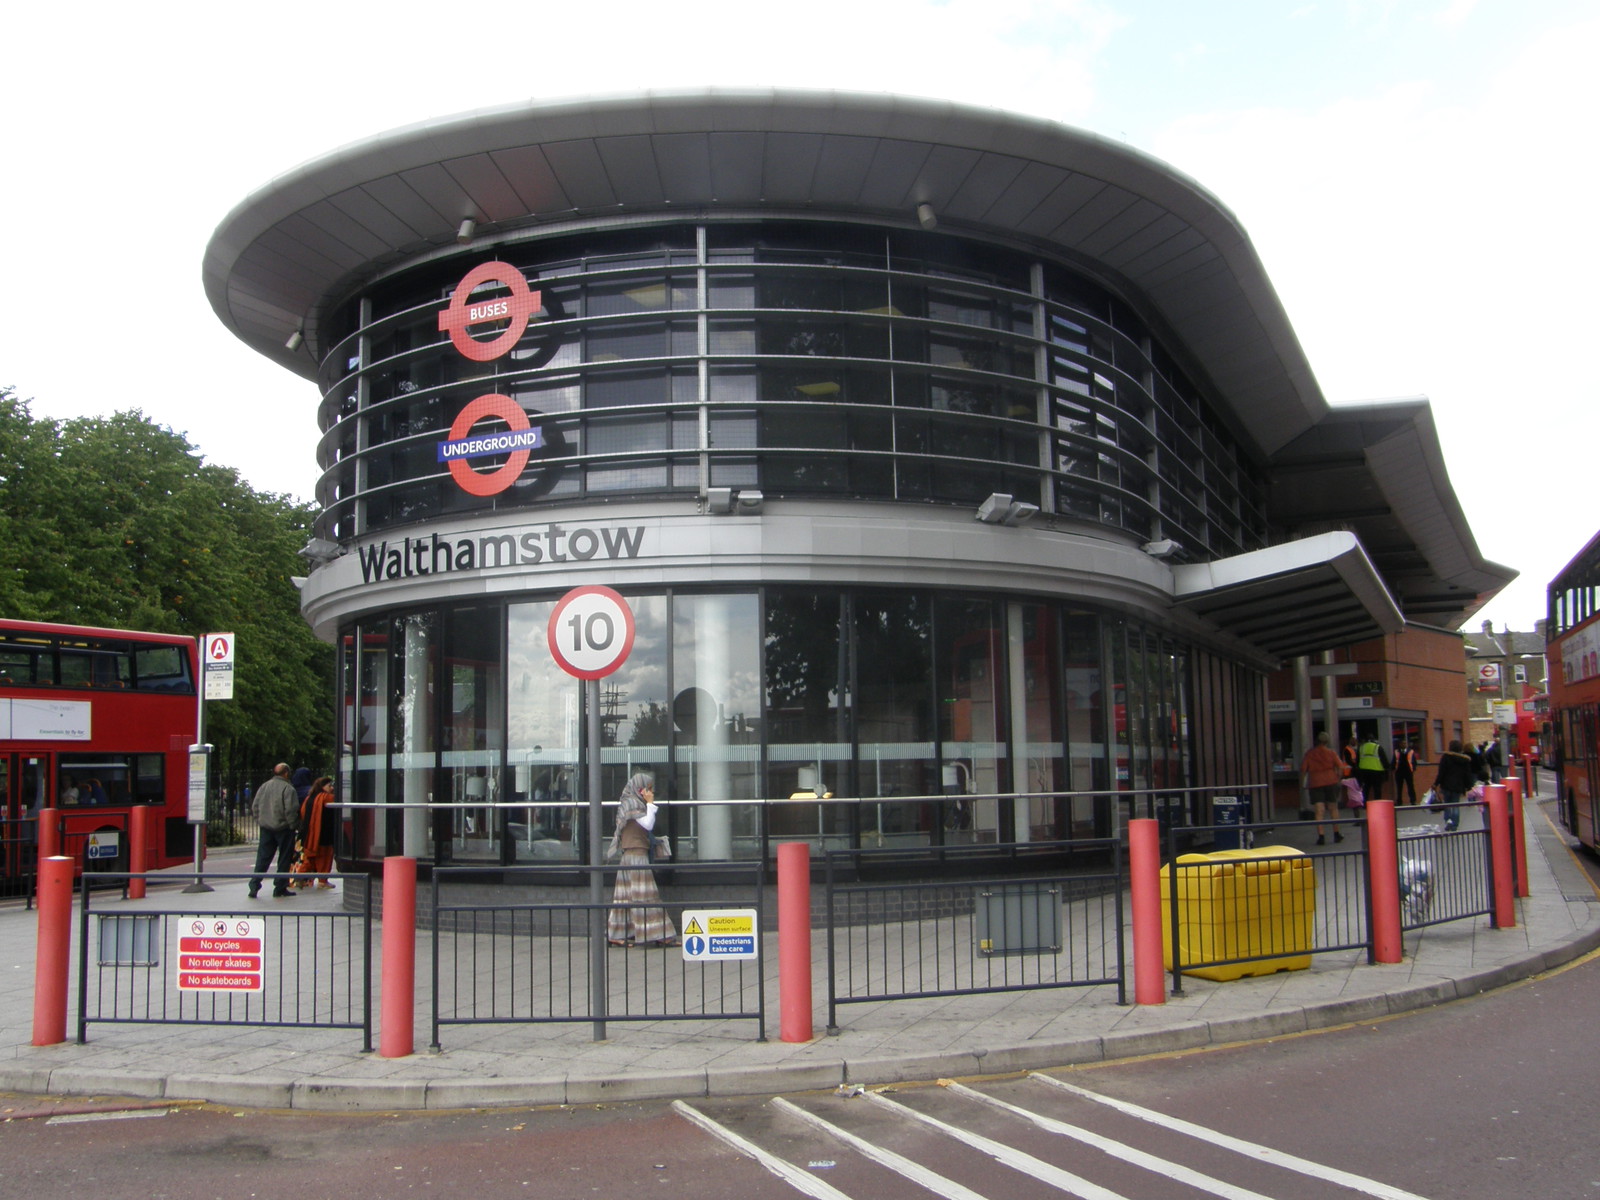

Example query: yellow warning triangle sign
[684,917,705,936]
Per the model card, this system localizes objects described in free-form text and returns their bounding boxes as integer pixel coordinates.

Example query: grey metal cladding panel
[1013,173,1107,239]
[810,136,885,205]
[397,162,477,226]
[760,133,824,201]
[707,132,766,200]
[909,144,985,212]
[325,185,424,251]
[1046,184,1143,248]
[292,198,394,263]
[273,211,372,276]
[358,175,448,241]
[1120,225,1208,281]
[489,145,573,215]
[540,139,618,210]
[441,153,528,223]
[652,133,715,204]
[595,135,666,205]
[249,228,345,290]
[980,161,1073,228]
[1084,204,1182,267]
[856,138,934,210]
[942,153,1029,222]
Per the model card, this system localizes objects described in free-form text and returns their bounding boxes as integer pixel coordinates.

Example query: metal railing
[0,816,38,904]
[430,862,766,1048]
[75,872,372,1049]
[823,839,1126,1032]
[1396,809,1496,933]
[1163,819,1372,994]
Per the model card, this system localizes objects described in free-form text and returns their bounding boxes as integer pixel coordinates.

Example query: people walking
[605,773,677,947]
[1434,740,1477,832]
[293,776,337,889]
[1393,739,1419,805]
[248,763,301,899]
[1301,731,1345,846]
[1355,734,1390,802]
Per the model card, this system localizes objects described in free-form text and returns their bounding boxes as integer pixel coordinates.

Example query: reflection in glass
[765,589,851,852]
[854,592,934,847]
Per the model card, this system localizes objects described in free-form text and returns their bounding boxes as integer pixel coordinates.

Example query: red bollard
[380,856,416,1058]
[778,842,813,1043]
[1128,818,1165,1005]
[33,856,74,1045]
[37,807,60,860]
[1484,785,1516,928]
[128,806,148,900]
[1504,776,1530,898]
[1366,800,1402,964]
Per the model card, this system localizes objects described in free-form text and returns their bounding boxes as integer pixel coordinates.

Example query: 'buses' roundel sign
[548,586,635,680]
[436,261,543,362]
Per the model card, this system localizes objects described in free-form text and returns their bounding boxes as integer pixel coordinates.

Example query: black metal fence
[1,817,38,904]
[1396,813,1496,932]
[430,862,767,1048]
[1162,820,1370,993]
[823,840,1126,1032]
[74,872,372,1049]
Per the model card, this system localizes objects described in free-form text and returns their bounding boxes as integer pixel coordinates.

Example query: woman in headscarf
[606,772,677,947]
[294,776,338,889]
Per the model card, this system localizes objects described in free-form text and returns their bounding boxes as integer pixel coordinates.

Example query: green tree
[0,386,333,776]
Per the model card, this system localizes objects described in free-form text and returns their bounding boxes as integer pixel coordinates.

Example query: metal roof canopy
[1172,532,1405,661]
[203,88,1514,639]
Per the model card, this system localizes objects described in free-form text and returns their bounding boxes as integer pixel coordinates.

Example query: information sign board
[679,909,759,961]
[176,917,264,993]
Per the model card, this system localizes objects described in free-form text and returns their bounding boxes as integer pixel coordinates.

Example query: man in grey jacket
[249,762,301,898]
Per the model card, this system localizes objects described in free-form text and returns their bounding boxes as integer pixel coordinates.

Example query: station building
[203,91,1513,874]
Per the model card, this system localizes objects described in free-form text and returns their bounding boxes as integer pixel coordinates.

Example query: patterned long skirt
[606,850,677,944]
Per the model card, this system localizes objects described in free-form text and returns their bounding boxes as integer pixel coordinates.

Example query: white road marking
[932,1081,1277,1200]
[772,1096,996,1200]
[1031,1073,1434,1200]
[46,1109,171,1125]
[672,1100,855,1200]
[861,1089,1131,1200]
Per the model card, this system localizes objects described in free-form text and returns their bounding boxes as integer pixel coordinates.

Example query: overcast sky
[3,0,1594,632]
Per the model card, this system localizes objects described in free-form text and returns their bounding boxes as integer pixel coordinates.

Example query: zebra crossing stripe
[772,1096,992,1200]
[1030,1074,1433,1200]
[672,1100,853,1200]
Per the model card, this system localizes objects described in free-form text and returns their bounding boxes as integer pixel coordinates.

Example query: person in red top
[1302,731,1346,846]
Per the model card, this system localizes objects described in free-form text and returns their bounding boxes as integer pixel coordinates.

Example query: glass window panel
[670,594,762,861]
[507,601,581,862]
[854,592,935,847]
[441,606,505,864]
[766,588,853,853]
[936,596,1007,845]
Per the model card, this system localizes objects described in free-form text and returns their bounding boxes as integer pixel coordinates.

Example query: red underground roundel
[442,393,536,497]
[436,261,544,362]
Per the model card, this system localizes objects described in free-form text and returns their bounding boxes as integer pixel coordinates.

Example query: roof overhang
[1172,531,1405,661]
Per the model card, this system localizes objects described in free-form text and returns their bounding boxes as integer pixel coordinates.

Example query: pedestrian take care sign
[679,909,758,961]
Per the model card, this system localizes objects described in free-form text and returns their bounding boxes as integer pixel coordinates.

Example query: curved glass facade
[313,221,1267,562]
[336,587,1267,867]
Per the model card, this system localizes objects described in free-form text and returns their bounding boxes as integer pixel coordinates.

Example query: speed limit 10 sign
[548,586,636,680]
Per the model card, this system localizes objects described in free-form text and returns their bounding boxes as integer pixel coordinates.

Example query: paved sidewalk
[2,794,1595,1112]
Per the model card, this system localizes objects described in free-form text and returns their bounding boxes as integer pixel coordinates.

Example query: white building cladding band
[205,90,1512,873]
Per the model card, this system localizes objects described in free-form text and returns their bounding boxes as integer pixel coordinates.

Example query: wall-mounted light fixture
[1141,538,1181,559]
[285,329,304,352]
[916,202,938,230]
[975,493,1038,526]
[456,218,477,244]
[299,537,346,566]
[706,487,764,516]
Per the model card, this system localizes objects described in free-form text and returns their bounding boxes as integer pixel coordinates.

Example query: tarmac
[2,787,1597,1113]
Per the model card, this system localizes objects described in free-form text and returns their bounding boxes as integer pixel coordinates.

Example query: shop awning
[1172,531,1405,661]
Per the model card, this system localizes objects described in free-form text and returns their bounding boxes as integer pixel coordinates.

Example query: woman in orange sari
[295,776,337,888]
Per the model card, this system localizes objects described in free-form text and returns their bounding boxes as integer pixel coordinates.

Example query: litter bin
[1160,846,1314,981]
[1211,795,1249,851]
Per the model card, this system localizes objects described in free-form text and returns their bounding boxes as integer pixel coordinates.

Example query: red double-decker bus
[0,619,198,891]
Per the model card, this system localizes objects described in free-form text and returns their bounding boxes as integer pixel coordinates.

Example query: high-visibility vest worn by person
[1357,740,1384,772]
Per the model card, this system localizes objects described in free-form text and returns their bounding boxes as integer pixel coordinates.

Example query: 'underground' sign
[436,261,552,496]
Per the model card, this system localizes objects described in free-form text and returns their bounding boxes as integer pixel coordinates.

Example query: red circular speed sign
[547,586,635,680]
